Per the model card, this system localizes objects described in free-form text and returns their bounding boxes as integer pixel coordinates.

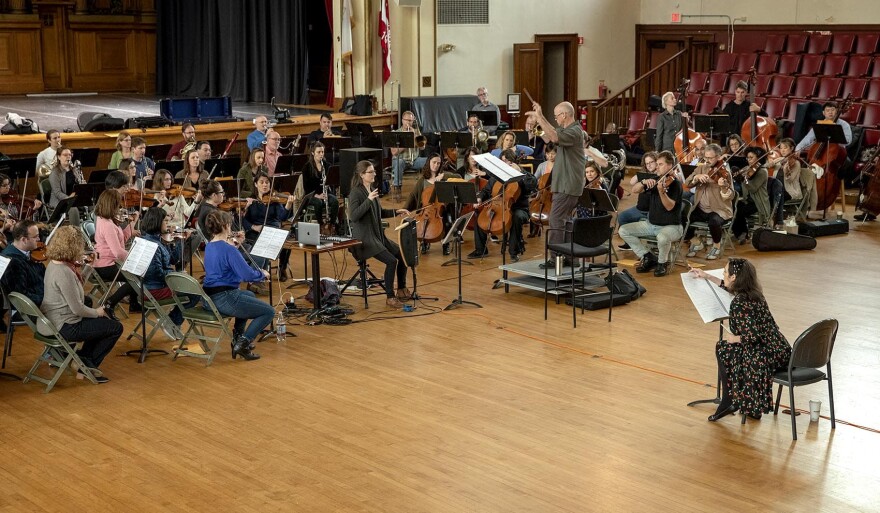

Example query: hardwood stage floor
[1,184,879,512]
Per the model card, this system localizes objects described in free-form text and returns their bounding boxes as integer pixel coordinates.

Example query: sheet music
[122,237,159,278]
[250,226,288,260]
[680,269,733,323]
[472,153,523,182]
[0,255,10,280]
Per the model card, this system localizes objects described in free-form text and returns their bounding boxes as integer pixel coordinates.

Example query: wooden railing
[586,38,717,135]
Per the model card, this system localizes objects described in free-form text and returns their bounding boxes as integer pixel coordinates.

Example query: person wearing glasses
[1,220,46,308]
[390,111,428,194]
[47,146,77,209]
[263,129,282,175]
[108,131,133,169]
[471,86,501,135]
[196,179,226,237]
[167,123,196,160]
[247,115,270,152]
[525,101,587,269]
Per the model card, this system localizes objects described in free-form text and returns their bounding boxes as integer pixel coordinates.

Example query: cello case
[751,228,817,251]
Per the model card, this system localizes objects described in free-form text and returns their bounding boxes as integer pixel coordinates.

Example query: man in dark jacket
[1,220,46,329]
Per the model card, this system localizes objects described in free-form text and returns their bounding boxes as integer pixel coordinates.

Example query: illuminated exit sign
[671,12,682,23]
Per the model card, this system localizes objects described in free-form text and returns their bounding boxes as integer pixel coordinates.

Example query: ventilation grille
[437,0,489,25]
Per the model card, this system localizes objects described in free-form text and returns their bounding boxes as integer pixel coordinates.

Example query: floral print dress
[717,294,792,416]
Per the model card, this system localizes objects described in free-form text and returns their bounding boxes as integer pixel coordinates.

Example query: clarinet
[321,161,330,228]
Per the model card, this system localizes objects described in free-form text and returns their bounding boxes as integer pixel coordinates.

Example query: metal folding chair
[165,272,231,366]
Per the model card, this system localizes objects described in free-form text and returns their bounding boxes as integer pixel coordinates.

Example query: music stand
[579,188,618,217]
[467,110,498,128]
[48,197,76,225]
[276,154,309,176]
[694,114,730,143]
[71,147,99,168]
[272,173,299,195]
[320,136,352,163]
[434,180,478,268]
[345,122,376,147]
[155,159,185,175]
[382,131,416,192]
[812,123,848,146]
[203,157,240,178]
[87,169,114,184]
[600,133,623,153]
[442,212,481,310]
[72,183,105,214]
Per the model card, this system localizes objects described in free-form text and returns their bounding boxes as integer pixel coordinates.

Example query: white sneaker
[686,242,704,257]
[160,319,184,340]
[706,246,721,260]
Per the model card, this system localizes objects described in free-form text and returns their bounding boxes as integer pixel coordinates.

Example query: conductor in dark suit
[348,160,411,309]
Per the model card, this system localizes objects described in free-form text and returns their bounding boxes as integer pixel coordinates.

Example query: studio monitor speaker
[396,0,421,6]
[339,147,383,198]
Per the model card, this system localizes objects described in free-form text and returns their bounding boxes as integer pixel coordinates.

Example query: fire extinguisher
[579,106,588,131]
[598,79,608,99]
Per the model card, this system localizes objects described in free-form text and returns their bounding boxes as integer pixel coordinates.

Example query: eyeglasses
[364,170,376,174]
[553,112,565,119]
[403,118,415,123]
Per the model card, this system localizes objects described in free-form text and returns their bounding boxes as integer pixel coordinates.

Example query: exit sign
[578,36,584,45]
[671,12,682,23]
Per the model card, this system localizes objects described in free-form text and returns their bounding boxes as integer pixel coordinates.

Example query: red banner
[379,0,391,84]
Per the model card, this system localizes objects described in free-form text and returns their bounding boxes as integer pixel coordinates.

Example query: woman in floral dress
[690,258,792,421]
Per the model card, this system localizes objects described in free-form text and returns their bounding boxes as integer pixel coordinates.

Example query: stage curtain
[156,0,308,104]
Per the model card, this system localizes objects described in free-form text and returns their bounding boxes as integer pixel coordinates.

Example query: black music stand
[434,180,478,268]
[812,123,848,146]
[600,133,623,153]
[72,183,105,215]
[687,321,726,408]
[345,122,376,147]
[155,159,184,175]
[87,169,114,184]
[71,147,100,168]
[382,131,416,190]
[467,110,498,128]
[694,114,730,143]
[272,173,300,195]
[0,157,37,179]
[320,136,352,163]
[394,218,437,306]
[442,211,481,310]
[579,187,618,217]
[48,197,76,225]
[513,130,530,146]
[203,157,239,178]
[474,154,525,292]
[276,154,309,176]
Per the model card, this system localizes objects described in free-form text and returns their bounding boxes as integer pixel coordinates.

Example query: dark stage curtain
[156,0,308,104]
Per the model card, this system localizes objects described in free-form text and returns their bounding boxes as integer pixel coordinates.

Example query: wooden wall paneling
[0,16,44,93]
[35,2,71,90]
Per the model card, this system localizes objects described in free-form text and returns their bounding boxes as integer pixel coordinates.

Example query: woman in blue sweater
[202,209,273,361]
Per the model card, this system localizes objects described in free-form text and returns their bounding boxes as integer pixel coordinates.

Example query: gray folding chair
[1,285,24,381]
[7,292,100,392]
[165,272,231,366]
[119,269,176,363]
[688,191,738,258]
[773,318,838,440]
[81,263,128,319]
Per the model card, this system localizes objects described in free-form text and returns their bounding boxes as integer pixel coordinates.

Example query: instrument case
[751,228,817,251]
[797,219,849,237]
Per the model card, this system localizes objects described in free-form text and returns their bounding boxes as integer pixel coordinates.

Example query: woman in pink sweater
[92,190,142,313]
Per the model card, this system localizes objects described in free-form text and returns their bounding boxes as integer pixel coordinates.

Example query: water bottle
[275,311,286,343]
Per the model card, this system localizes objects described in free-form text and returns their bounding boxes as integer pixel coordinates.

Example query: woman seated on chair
[490,130,534,160]
[175,148,209,189]
[202,209,273,361]
[237,148,266,199]
[348,160,411,309]
[534,143,556,179]
[725,134,744,157]
[93,190,142,313]
[689,258,792,421]
[243,172,296,281]
[768,137,817,218]
[139,207,199,334]
[108,131,132,169]
[300,141,339,233]
[152,169,202,234]
[40,226,122,383]
[574,161,610,219]
[457,146,485,180]
[47,145,76,209]
[684,144,734,260]
[405,153,458,255]
[732,147,773,242]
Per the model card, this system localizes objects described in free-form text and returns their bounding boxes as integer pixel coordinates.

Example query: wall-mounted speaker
[396,0,422,6]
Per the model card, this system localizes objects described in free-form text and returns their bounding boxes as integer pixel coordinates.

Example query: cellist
[794,101,853,214]
[405,154,458,255]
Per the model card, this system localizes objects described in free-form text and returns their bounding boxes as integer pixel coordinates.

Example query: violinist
[654,92,688,153]
[683,144,734,260]
[131,137,155,186]
[618,151,657,228]
[202,209,272,361]
[725,134,744,157]
[405,153,458,255]
[108,131,133,170]
[196,179,225,237]
[0,220,46,309]
[301,141,340,232]
[574,161,610,219]
[721,81,765,134]
[348,160,411,309]
[167,123,195,160]
[618,150,684,277]
[139,207,198,337]
[152,169,201,232]
[105,170,132,195]
[40,226,122,383]
[0,173,42,221]
[243,172,295,281]
[769,137,817,216]
[93,190,142,313]
[490,130,534,160]
[237,148,266,199]
[47,146,77,209]
[390,111,428,192]
[35,129,62,175]
[117,158,139,190]
[175,148,209,189]
[470,149,535,262]
[732,147,774,242]
[688,138,707,166]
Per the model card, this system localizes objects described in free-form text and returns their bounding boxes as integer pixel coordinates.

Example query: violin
[31,241,47,262]
[122,188,146,209]
[260,192,294,205]
[162,228,193,242]
[166,185,198,198]
[1,192,40,220]
[74,250,96,267]
[218,197,251,212]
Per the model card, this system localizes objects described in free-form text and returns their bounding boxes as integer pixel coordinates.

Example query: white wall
[640,0,880,25]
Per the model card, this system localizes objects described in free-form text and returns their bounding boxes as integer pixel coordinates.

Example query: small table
[284,239,361,310]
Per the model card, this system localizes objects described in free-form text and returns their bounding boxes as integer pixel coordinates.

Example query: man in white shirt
[36,129,62,174]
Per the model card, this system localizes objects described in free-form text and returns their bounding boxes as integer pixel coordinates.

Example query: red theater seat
[831,34,855,54]
[841,78,869,100]
[799,54,824,76]
[784,34,808,53]
[815,78,843,100]
[763,34,786,54]
[756,53,779,74]
[778,53,802,75]
[855,34,879,55]
[806,34,832,54]
[845,54,872,78]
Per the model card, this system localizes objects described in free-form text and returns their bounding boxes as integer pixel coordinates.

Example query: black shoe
[635,253,657,273]
[617,242,631,250]
[510,254,520,262]
[128,303,143,314]
[538,259,555,269]
[77,370,110,384]
[708,404,737,422]
[232,336,260,361]
[442,243,451,256]
[467,250,489,259]
[653,262,669,277]
[420,242,430,254]
[855,212,877,221]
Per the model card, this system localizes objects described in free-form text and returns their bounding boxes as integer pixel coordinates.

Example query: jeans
[392,156,426,187]
[207,288,275,342]
[95,265,140,308]
[373,247,407,297]
[617,206,647,226]
[149,287,200,326]
[618,220,683,264]
[58,317,123,368]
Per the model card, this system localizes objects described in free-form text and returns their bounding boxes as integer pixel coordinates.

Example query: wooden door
[513,43,543,129]
[36,1,71,90]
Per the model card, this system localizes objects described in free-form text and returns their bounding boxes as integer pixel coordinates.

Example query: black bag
[306,278,340,306]
[341,95,373,116]
[1,113,39,135]
[604,269,646,301]
[797,219,849,237]
[751,228,817,251]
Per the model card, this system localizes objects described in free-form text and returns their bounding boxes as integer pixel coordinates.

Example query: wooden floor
[1,181,879,512]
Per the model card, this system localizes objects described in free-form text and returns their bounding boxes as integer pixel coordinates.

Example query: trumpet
[531,125,544,137]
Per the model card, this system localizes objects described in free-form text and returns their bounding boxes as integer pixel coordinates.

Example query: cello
[806,95,853,211]
[477,180,521,237]
[740,67,778,151]
[413,184,445,244]
[857,145,880,216]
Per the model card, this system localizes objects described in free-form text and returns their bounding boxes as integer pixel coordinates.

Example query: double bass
[740,67,778,151]
[672,80,705,164]
[806,95,853,211]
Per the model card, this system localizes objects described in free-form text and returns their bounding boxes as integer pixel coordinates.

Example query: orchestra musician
[237,148,266,199]
[472,86,502,134]
[152,169,202,232]
[175,148,209,189]
[534,143,556,179]
[131,137,156,187]
[0,173,42,221]
[117,159,140,190]
[688,138,708,166]
[768,137,817,216]
[196,179,225,237]
[0,220,46,310]
[47,146,78,209]
[462,113,489,154]
[348,160,411,309]
[617,152,658,252]
[93,190,142,313]
[732,147,773,242]
[35,129,62,175]
[201,209,272,361]
[574,160,610,219]
[794,101,852,153]
[247,115,270,152]
[721,81,766,136]
[390,111,427,193]
[618,150,684,277]
[689,258,792,422]
[196,140,212,165]
[108,131,133,170]
[524,101,587,270]
[683,144,734,260]
[524,115,546,161]
[105,170,132,195]
[654,91,688,153]
[307,112,342,144]
[40,226,122,384]
[301,141,340,233]
[405,153,458,255]
[263,129,282,175]
[457,146,484,180]
[166,123,196,160]
[490,130,534,160]
[242,172,296,281]
[725,134,744,157]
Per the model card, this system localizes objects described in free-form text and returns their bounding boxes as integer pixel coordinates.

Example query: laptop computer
[296,222,324,246]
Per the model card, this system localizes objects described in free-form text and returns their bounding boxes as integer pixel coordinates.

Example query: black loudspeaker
[77,112,125,132]
[339,147,382,198]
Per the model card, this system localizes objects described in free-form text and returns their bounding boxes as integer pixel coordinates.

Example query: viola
[167,185,198,198]
[260,192,294,205]
[477,181,521,237]
[414,184,445,243]
[218,197,251,212]
[122,188,146,209]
